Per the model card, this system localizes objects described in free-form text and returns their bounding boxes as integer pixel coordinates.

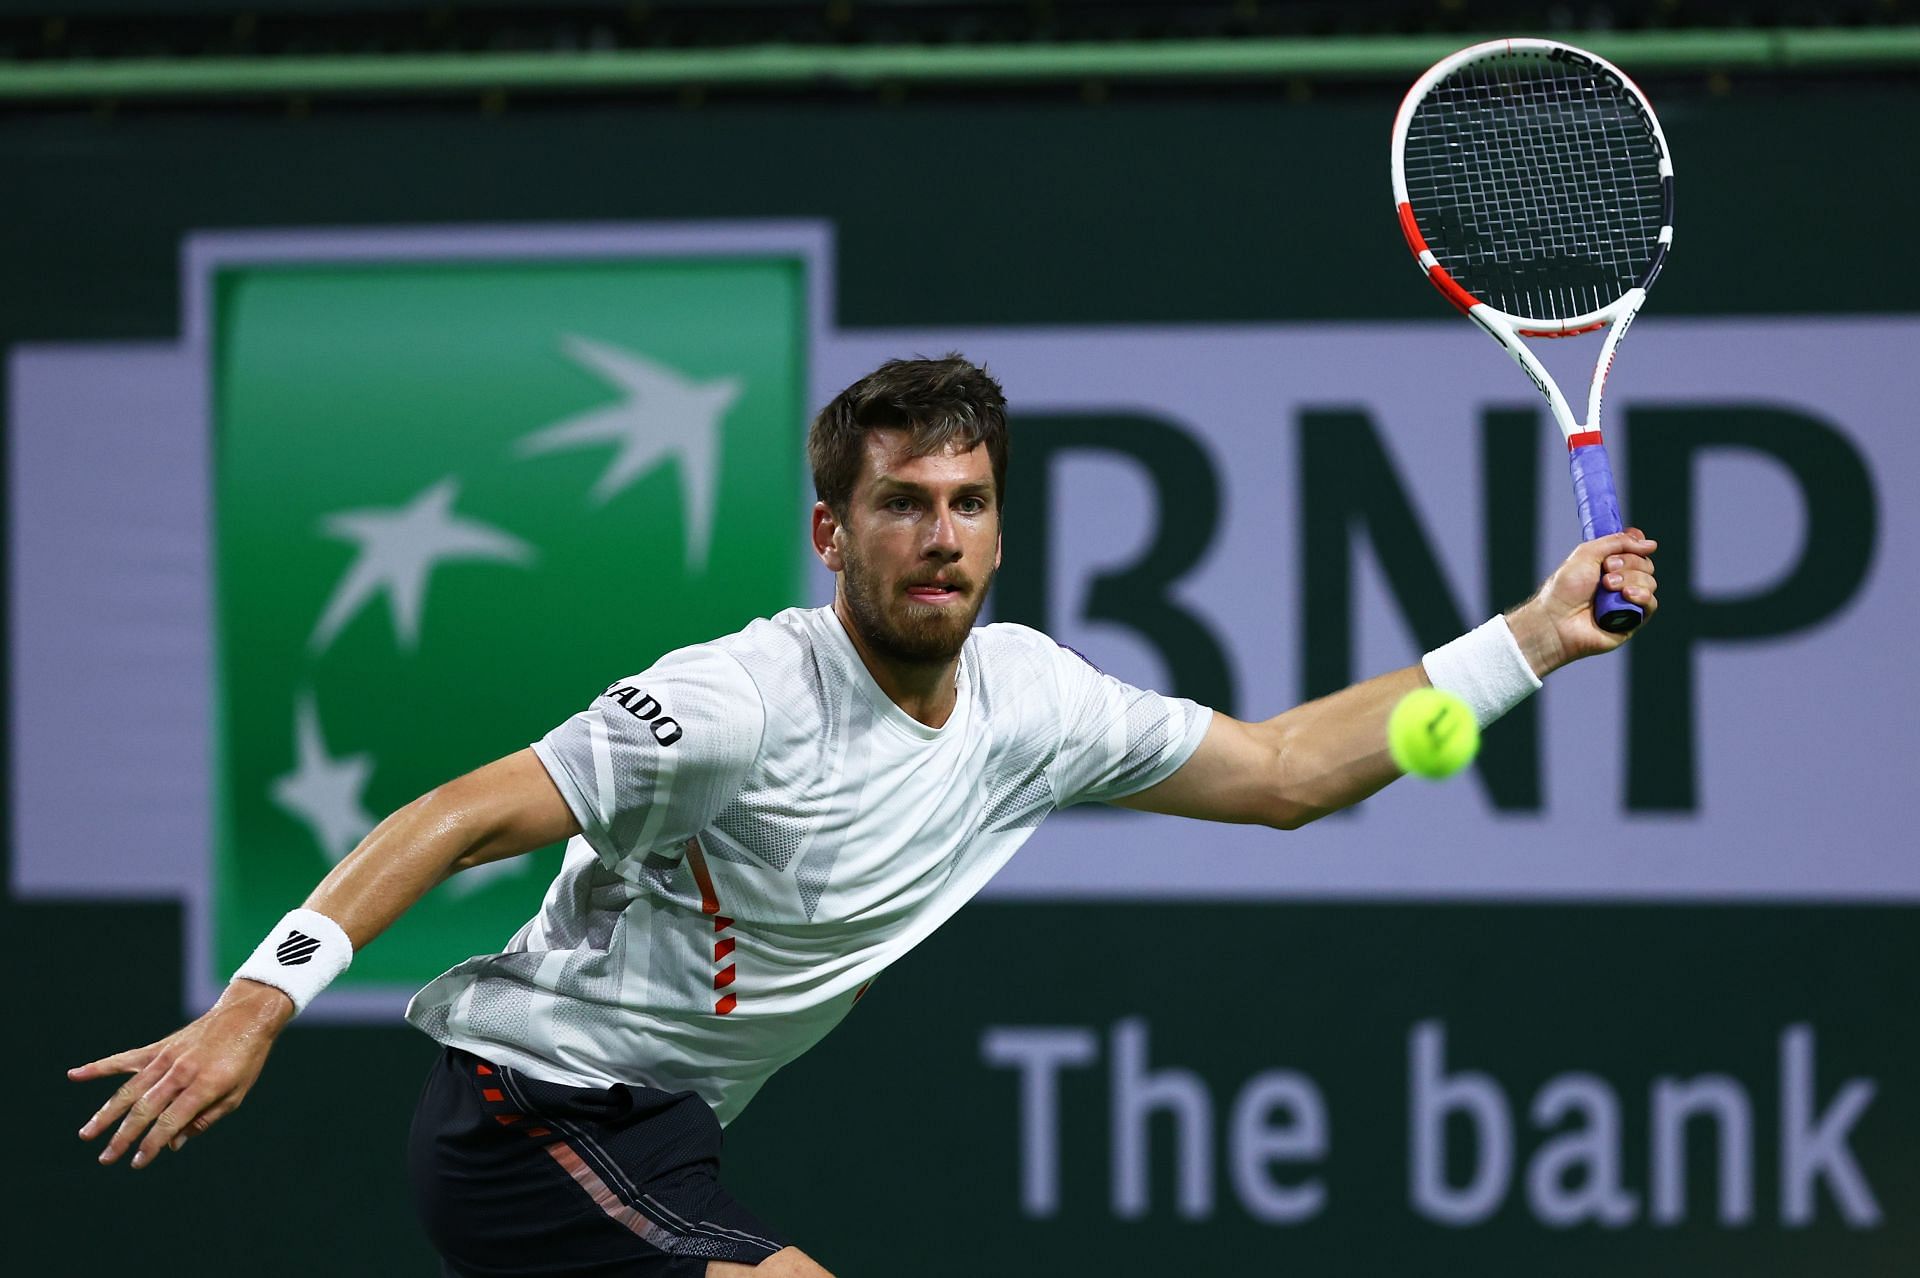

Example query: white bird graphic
[516,335,741,572]
[271,696,377,864]
[310,477,534,652]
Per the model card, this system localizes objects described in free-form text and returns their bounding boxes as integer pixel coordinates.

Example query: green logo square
[211,240,813,997]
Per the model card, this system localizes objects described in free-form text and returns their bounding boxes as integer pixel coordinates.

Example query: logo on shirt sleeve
[602,681,685,746]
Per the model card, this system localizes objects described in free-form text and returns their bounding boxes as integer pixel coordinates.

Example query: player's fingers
[99,1066,193,1165]
[1618,578,1660,618]
[78,1057,169,1141]
[167,1095,242,1154]
[133,1087,225,1169]
[1603,552,1654,576]
[1586,531,1657,561]
[69,1044,160,1083]
[1602,571,1658,621]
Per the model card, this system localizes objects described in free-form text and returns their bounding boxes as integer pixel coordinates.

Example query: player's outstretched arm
[1117,530,1658,829]
[70,748,579,1170]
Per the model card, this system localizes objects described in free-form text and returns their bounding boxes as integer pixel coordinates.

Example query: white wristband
[1421,615,1542,728]
[232,908,354,1015]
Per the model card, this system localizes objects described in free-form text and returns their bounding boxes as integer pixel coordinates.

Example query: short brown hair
[808,354,1009,516]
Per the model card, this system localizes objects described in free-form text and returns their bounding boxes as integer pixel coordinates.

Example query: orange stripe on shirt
[684,836,721,916]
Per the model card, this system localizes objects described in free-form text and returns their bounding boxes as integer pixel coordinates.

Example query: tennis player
[73,356,1659,1276]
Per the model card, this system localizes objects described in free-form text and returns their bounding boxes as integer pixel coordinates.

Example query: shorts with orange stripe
[408,1046,791,1276]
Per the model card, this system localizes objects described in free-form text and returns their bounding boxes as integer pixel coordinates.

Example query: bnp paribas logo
[206,225,824,1002]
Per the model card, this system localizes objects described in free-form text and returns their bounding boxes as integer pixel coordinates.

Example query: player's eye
[885,497,917,514]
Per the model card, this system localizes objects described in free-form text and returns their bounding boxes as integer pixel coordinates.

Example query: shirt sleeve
[1044,642,1214,808]
[531,644,765,872]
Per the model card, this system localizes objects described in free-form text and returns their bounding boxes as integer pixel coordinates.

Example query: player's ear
[812,501,844,572]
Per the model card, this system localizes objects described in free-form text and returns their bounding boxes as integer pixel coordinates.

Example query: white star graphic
[310,477,534,652]
[516,335,740,572]
[271,697,377,864]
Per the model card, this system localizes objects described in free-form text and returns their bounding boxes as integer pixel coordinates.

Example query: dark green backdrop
[8,82,1916,1274]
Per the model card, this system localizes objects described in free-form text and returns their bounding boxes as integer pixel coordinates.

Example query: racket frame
[1390,38,1674,632]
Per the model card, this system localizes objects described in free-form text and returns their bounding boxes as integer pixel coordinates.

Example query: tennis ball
[1388,688,1481,780]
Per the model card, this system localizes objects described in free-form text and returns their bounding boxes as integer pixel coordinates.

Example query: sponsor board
[9,224,1913,1020]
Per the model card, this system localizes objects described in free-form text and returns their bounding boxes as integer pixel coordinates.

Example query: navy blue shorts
[408,1046,791,1276]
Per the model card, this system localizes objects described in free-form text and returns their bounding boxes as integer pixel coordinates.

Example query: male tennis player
[73,356,1659,1276]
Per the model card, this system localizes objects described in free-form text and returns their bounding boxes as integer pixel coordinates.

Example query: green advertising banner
[211,242,814,992]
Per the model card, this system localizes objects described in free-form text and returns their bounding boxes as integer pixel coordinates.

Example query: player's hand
[70,978,295,1169]
[1507,529,1660,676]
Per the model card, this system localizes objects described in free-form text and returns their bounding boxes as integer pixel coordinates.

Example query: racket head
[1391,38,1674,335]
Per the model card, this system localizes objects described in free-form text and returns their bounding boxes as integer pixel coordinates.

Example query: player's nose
[924,505,962,557]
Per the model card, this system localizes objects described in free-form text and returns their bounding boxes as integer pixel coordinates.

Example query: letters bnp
[1003,405,1879,812]
[980,1019,1880,1229]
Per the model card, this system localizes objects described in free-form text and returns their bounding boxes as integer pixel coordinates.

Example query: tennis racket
[1391,38,1673,632]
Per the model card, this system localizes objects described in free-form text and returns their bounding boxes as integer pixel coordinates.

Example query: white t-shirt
[405,606,1211,1124]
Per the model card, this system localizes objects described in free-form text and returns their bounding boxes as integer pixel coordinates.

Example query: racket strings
[1403,53,1664,322]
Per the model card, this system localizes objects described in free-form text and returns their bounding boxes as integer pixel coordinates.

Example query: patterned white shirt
[406,606,1210,1124]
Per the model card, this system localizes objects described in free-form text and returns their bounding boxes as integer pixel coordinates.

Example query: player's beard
[838,538,991,666]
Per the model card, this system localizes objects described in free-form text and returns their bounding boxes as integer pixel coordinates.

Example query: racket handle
[1568,435,1645,634]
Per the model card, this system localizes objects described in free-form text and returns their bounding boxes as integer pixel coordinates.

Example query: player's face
[825,431,1002,665]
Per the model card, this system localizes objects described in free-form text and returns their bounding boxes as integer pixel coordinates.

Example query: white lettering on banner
[981,1020,1329,1224]
[1229,1070,1330,1224]
[1408,1021,1880,1229]
[978,1026,1099,1217]
[1651,1074,1753,1225]
[1526,1074,1639,1226]
[1781,1024,1881,1227]
[985,1018,1881,1230]
[1112,1017,1213,1219]
[1410,1019,1514,1225]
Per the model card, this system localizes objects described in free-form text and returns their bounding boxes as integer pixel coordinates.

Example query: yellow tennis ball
[1388,688,1481,779]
